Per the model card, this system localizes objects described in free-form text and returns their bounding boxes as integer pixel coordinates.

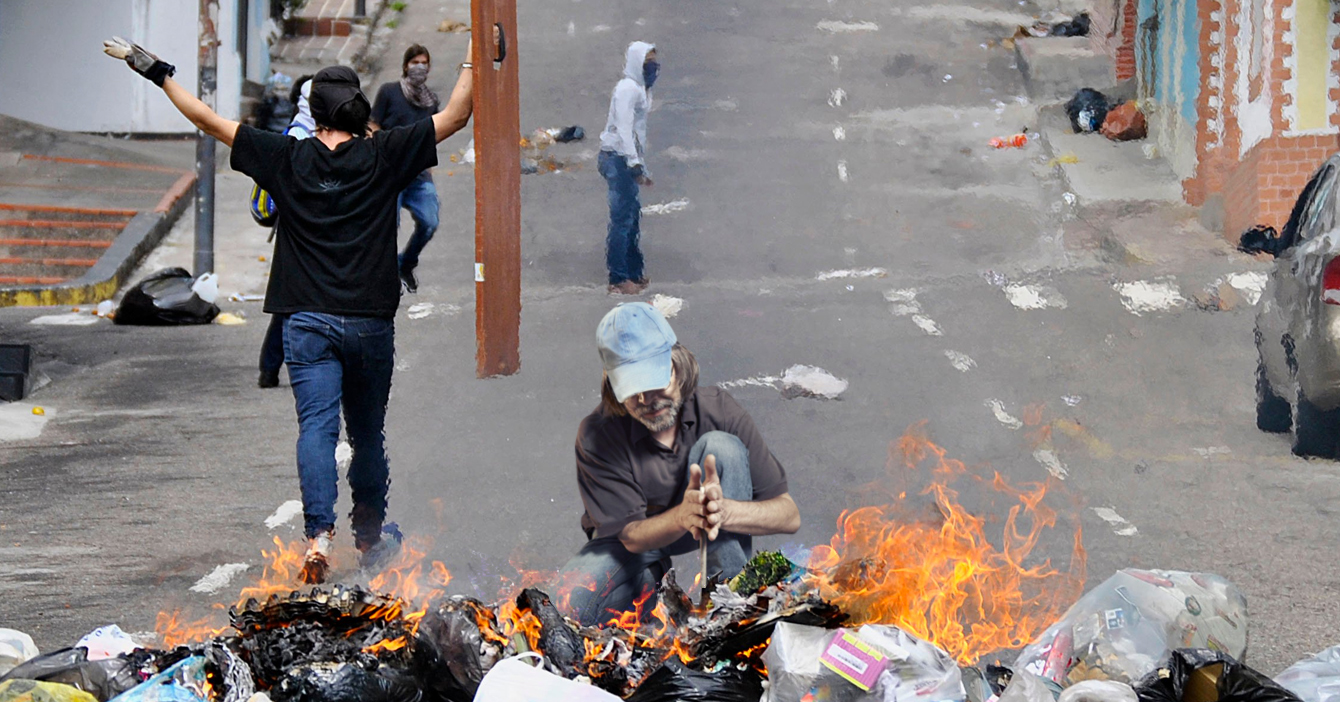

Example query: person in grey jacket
[599,41,658,295]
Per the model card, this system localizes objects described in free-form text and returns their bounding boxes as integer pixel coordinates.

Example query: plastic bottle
[191,272,219,303]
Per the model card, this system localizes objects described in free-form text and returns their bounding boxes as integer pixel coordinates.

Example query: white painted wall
[0,0,262,133]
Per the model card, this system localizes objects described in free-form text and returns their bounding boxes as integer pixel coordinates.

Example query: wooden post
[471,0,522,378]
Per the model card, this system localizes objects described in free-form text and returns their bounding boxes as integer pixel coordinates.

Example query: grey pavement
[1,0,1338,675]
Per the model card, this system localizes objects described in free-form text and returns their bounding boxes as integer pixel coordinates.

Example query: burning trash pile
[3,429,1338,702]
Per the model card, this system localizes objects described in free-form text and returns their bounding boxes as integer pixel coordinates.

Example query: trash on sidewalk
[1238,225,1285,257]
[1016,570,1248,685]
[991,134,1029,149]
[763,622,966,702]
[1048,154,1081,167]
[999,670,1056,702]
[73,627,137,662]
[625,658,762,702]
[29,313,100,327]
[1134,649,1300,702]
[0,630,37,678]
[1061,680,1139,702]
[213,312,247,326]
[114,268,220,326]
[112,656,209,702]
[0,680,96,702]
[474,653,621,702]
[0,346,33,403]
[1050,12,1091,36]
[0,647,141,701]
[437,19,470,33]
[1276,646,1340,702]
[1101,102,1148,141]
[555,126,586,143]
[1065,89,1111,134]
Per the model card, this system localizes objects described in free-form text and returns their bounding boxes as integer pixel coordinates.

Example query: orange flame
[156,609,228,648]
[808,424,1086,664]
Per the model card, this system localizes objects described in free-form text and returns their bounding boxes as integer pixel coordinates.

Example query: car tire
[1292,384,1340,458]
[1256,362,1292,432]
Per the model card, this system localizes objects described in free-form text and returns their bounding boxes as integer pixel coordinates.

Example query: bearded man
[557,302,801,625]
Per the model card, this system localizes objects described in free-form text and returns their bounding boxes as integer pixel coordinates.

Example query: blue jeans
[259,314,286,374]
[396,174,439,272]
[598,151,644,285]
[559,431,754,626]
[283,312,395,548]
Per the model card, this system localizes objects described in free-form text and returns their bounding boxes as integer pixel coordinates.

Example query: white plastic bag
[762,622,966,702]
[1057,680,1137,702]
[1015,569,1248,685]
[998,672,1054,702]
[191,273,219,304]
[1276,645,1340,702]
[0,628,38,677]
[472,653,620,702]
[75,625,138,661]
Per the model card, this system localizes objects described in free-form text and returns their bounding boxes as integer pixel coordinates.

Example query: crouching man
[558,302,801,625]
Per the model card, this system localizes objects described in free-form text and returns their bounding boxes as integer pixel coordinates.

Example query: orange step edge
[0,239,114,249]
[0,275,69,285]
[0,202,139,217]
[0,219,126,229]
[0,256,100,267]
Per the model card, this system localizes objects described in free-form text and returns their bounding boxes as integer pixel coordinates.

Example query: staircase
[0,204,137,286]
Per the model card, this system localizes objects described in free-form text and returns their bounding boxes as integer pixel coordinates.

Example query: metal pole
[195,0,220,276]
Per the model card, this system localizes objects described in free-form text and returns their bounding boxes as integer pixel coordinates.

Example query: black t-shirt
[371,82,438,131]
[229,121,438,317]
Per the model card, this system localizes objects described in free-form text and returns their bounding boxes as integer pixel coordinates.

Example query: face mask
[406,64,429,85]
[643,61,659,89]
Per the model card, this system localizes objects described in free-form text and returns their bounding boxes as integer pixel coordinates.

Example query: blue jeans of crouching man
[284,311,395,550]
[598,150,644,286]
[559,431,754,626]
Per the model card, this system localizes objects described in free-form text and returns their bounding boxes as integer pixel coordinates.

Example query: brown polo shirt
[576,386,790,539]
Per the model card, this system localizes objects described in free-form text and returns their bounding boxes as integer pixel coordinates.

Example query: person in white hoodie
[599,42,659,295]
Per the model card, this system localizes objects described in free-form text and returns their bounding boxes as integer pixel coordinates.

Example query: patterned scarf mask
[400,64,437,110]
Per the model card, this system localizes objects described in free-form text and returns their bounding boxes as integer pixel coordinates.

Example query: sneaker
[358,523,404,573]
[399,266,419,294]
[299,531,334,585]
[258,369,280,389]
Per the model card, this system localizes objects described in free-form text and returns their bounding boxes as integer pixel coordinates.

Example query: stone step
[0,220,126,241]
[1016,36,1116,102]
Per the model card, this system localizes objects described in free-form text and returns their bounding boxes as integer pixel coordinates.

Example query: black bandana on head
[309,66,370,135]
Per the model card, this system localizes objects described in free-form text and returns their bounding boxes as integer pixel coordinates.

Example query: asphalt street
[2,0,1339,675]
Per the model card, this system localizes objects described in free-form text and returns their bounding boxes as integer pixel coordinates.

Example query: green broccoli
[728,551,797,593]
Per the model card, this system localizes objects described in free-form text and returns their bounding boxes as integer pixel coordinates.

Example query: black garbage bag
[274,662,422,702]
[1239,225,1285,256]
[413,597,494,702]
[556,125,586,143]
[0,648,141,702]
[1135,649,1301,702]
[1065,88,1110,133]
[625,659,763,702]
[114,268,219,326]
[1051,12,1091,36]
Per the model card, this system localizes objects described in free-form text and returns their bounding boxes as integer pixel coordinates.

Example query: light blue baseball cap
[597,302,678,403]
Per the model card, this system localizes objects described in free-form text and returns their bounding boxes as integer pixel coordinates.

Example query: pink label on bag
[820,630,887,691]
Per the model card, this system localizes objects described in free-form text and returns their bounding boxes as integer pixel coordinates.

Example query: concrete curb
[0,174,195,307]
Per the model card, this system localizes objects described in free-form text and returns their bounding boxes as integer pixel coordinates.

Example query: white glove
[103,36,176,87]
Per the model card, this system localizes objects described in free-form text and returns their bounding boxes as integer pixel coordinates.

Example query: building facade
[0,0,273,133]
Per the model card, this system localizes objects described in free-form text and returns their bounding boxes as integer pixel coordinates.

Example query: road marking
[264,500,303,530]
[837,160,850,182]
[642,199,691,215]
[817,267,887,281]
[1192,446,1232,458]
[1004,284,1068,310]
[1114,280,1185,315]
[30,312,99,326]
[1092,507,1139,536]
[833,126,846,140]
[0,404,54,442]
[567,21,575,36]
[828,88,847,107]
[190,563,250,594]
[830,55,841,73]
[720,365,848,399]
[591,24,611,33]
[817,20,880,32]
[1033,449,1069,480]
[912,315,943,336]
[650,294,684,318]
[944,350,976,372]
[662,146,713,162]
[986,400,1023,429]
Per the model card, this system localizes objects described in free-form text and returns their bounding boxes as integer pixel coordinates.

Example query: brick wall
[1089,0,1139,81]
[1186,0,1229,205]
[1223,134,1340,236]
